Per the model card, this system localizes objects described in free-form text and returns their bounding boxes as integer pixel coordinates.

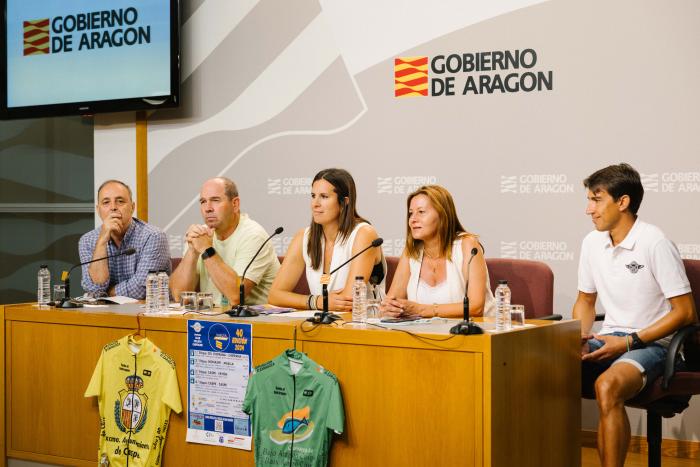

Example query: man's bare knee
[595,374,625,413]
[595,364,643,412]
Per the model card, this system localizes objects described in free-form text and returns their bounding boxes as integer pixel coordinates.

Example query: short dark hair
[97,180,133,201]
[212,177,239,200]
[583,163,644,215]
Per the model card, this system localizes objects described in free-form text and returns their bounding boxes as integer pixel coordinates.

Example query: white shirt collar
[604,217,642,250]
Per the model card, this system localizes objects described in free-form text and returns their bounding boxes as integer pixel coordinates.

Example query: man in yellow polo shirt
[170,177,280,306]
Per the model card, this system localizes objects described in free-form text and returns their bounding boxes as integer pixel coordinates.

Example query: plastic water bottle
[145,271,159,313]
[352,276,368,324]
[37,265,51,306]
[157,271,169,312]
[495,280,511,331]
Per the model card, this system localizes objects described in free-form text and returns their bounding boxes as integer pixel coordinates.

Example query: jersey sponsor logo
[625,261,645,274]
[255,360,275,373]
[303,389,314,397]
[269,406,314,445]
[160,352,176,369]
[115,375,149,433]
[142,369,151,377]
[322,368,338,382]
[104,340,120,352]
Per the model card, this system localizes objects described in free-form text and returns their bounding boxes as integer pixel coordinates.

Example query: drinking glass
[197,292,214,311]
[510,304,525,326]
[52,284,66,302]
[366,298,381,319]
[181,291,197,311]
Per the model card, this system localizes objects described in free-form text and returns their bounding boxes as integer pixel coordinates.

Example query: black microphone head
[124,248,137,256]
[274,226,284,235]
[470,247,478,256]
[372,238,384,247]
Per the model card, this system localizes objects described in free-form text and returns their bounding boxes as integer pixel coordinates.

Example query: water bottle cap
[40,264,48,268]
[498,279,508,285]
[355,276,364,280]
[148,270,157,274]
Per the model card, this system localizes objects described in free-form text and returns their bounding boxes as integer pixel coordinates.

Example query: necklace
[422,251,442,276]
[423,248,440,260]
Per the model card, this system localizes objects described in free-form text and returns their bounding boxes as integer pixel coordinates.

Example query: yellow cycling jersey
[85,335,182,467]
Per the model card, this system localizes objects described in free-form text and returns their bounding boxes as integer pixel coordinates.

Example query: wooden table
[1,303,580,466]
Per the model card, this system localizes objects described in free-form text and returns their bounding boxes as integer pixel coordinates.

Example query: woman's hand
[395,299,427,317]
[379,297,427,317]
[380,296,405,317]
[324,292,353,312]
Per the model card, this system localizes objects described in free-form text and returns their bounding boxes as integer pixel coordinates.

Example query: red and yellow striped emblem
[23,19,50,56]
[394,56,428,97]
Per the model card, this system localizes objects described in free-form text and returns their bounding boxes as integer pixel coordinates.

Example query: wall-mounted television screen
[1,0,179,119]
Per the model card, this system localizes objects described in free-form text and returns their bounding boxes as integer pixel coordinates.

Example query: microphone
[227,226,284,317]
[450,247,484,335]
[58,248,137,308]
[308,238,384,324]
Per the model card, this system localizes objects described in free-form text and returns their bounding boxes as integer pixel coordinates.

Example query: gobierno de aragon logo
[21,7,152,56]
[394,49,553,97]
[394,57,429,97]
[23,19,50,55]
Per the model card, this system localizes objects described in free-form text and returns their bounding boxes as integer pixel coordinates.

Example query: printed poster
[186,320,253,449]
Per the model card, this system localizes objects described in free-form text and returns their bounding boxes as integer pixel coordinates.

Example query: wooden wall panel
[303,341,483,466]
[7,321,131,462]
[3,305,580,467]
[488,320,581,467]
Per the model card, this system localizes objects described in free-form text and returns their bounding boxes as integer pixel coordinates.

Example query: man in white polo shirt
[573,163,697,467]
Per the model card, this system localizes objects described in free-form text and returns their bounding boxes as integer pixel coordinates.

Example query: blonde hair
[404,185,476,260]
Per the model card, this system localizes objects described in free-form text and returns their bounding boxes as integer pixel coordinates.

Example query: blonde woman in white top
[381,185,495,318]
[269,168,385,312]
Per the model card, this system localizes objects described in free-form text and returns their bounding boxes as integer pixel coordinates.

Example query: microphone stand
[59,269,82,309]
[314,282,339,324]
[308,238,383,324]
[227,227,284,318]
[58,248,137,309]
[450,248,483,335]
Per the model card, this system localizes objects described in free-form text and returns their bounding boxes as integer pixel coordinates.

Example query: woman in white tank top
[380,185,495,318]
[269,168,386,312]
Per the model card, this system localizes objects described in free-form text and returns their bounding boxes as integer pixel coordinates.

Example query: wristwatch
[201,247,216,260]
[629,332,646,350]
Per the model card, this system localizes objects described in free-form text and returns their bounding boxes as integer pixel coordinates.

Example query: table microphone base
[307,312,341,324]
[58,298,83,309]
[225,305,259,317]
[449,320,483,335]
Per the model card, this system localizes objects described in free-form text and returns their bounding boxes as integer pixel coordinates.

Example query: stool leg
[647,410,661,467]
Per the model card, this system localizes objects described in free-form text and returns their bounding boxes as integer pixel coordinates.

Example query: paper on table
[103,296,139,305]
[266,310,317,318]
[483,323,536,333]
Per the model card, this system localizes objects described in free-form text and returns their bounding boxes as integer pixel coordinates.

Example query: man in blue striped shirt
[78,180,171,299]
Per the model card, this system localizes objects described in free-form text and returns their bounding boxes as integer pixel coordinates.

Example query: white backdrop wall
[95,0,700,442]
